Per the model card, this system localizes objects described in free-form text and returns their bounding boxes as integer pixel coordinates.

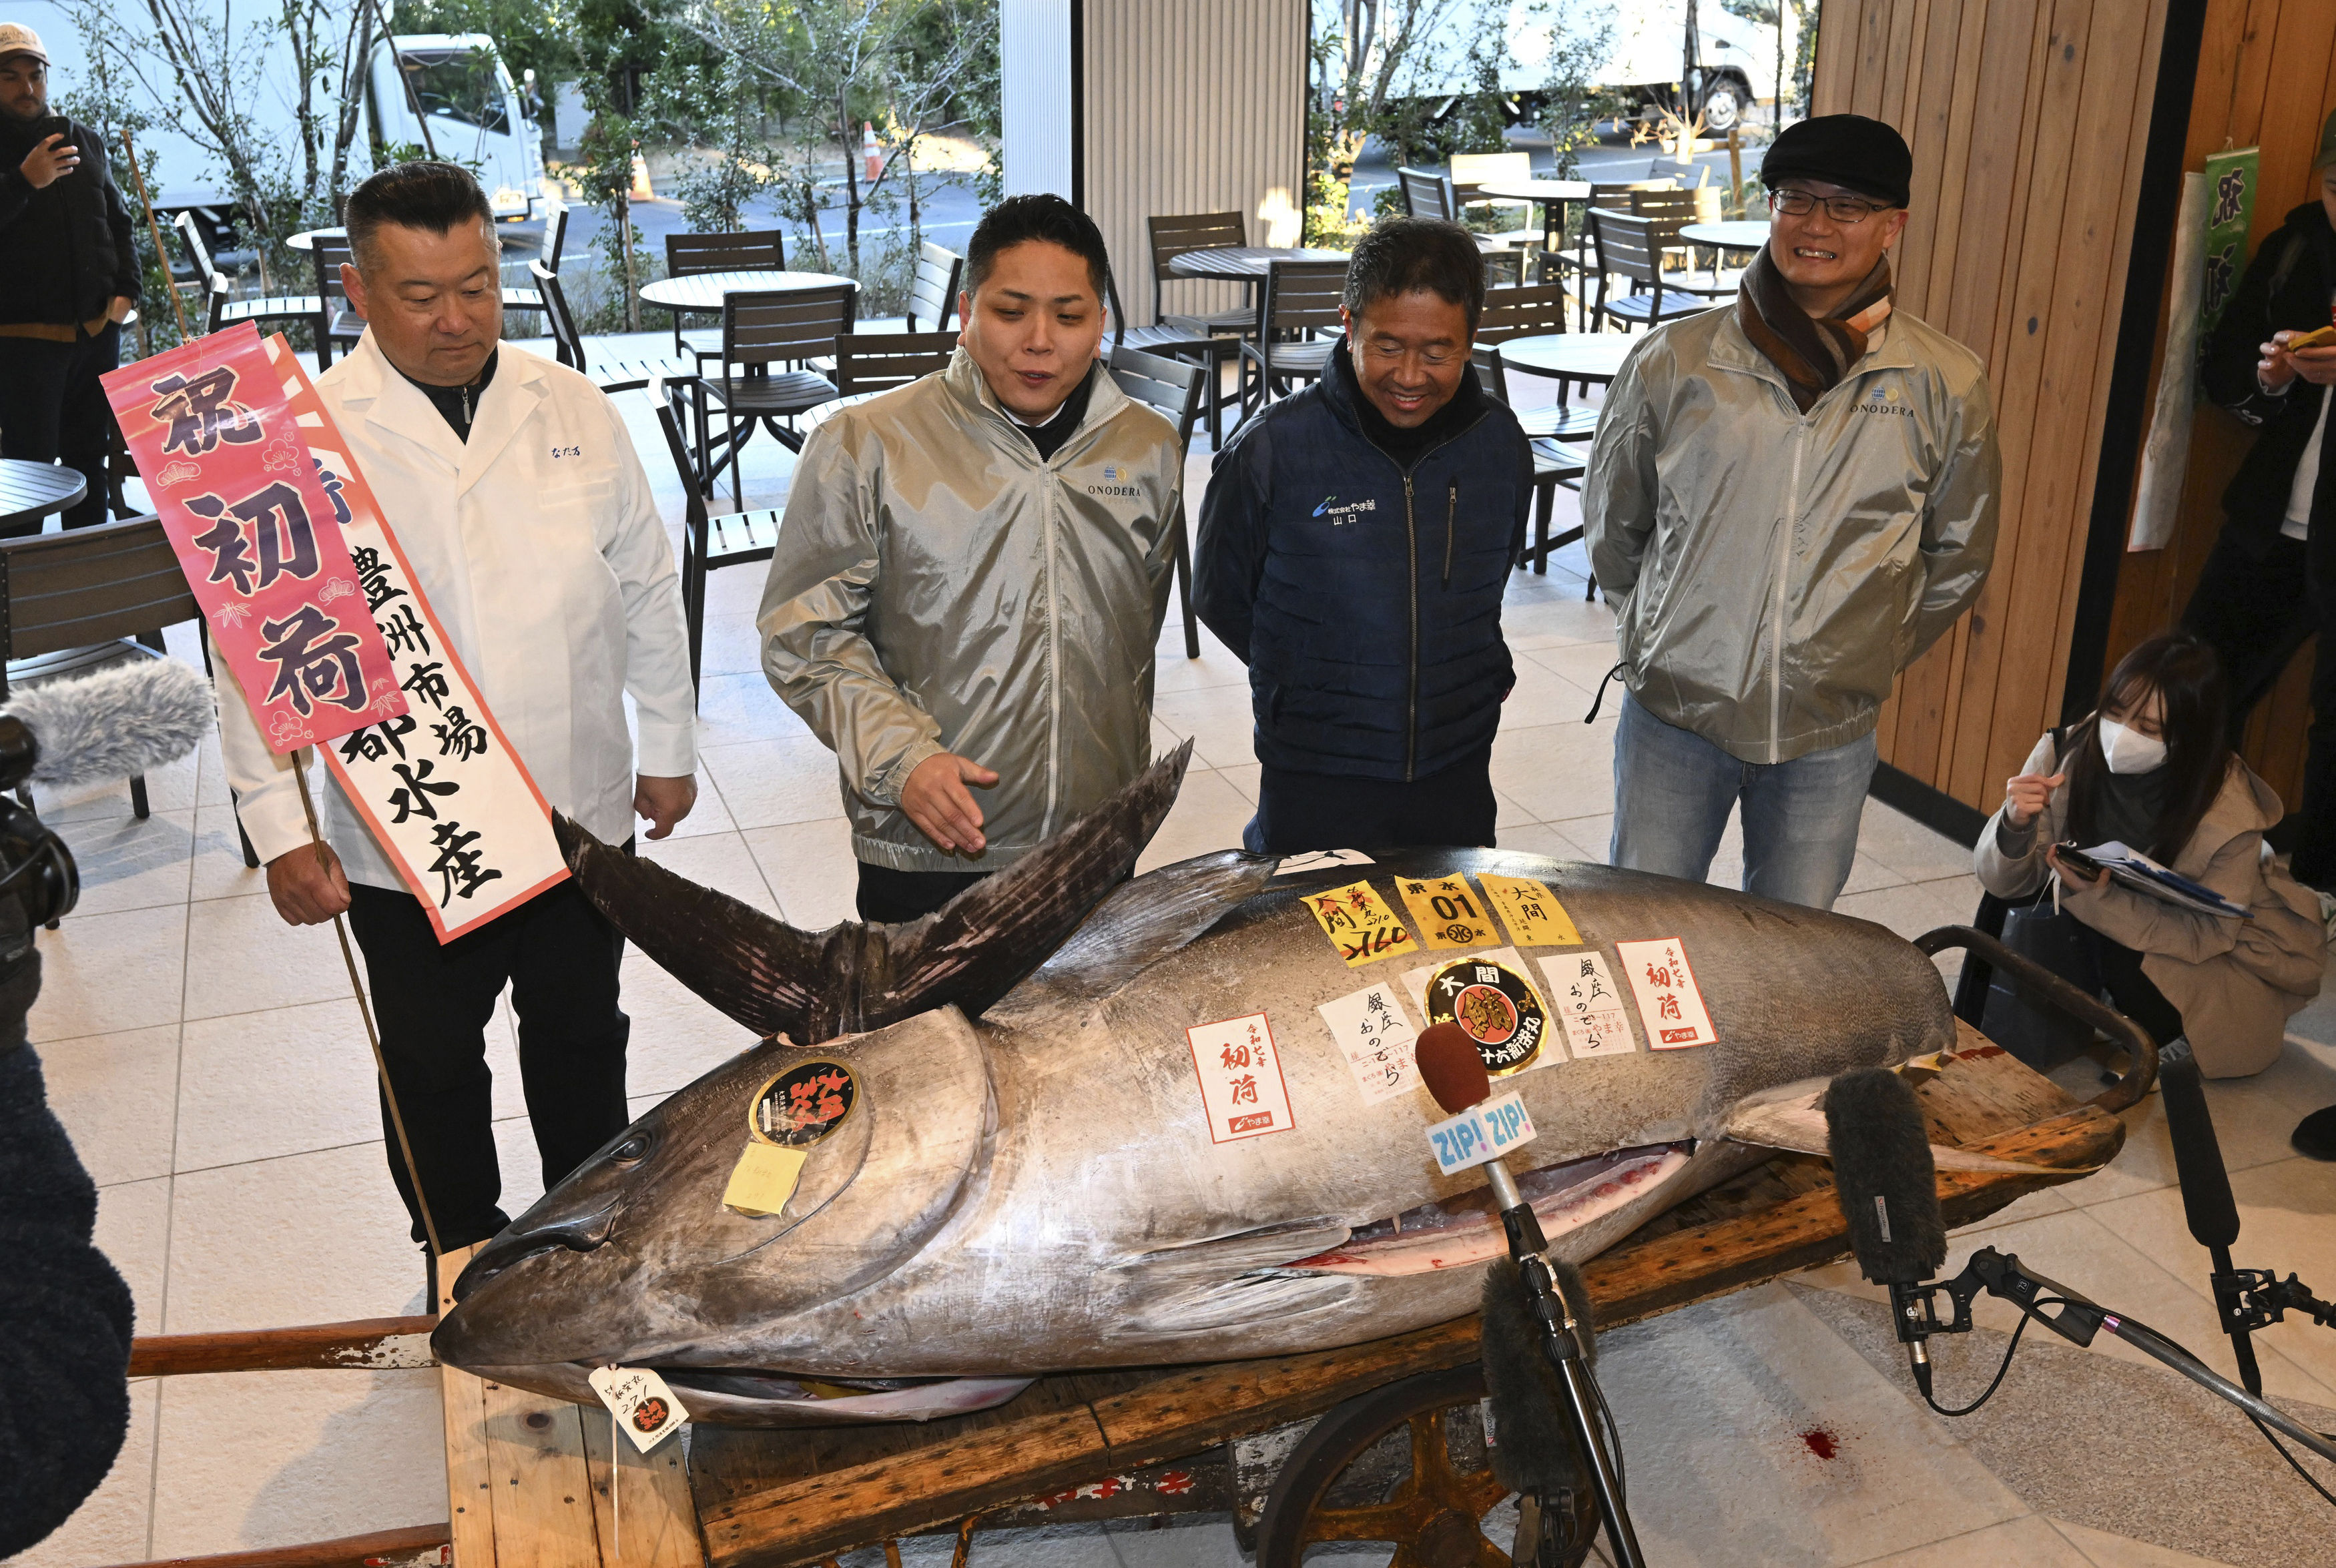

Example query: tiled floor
[13,330,2335,1567]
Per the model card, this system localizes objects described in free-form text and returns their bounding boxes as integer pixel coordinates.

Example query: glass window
[398,49,511,135]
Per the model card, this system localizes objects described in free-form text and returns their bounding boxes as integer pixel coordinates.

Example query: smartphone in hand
[2051,841,2106,879]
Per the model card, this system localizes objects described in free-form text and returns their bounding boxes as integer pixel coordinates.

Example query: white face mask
[2098,717,2168,775]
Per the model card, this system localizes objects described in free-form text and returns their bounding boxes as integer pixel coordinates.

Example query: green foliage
[642,50,780,233]
[392,0,581,86]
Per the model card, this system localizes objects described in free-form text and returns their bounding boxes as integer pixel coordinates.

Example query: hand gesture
[266,841,351,925]
[19,133,78,190]
[2003,771,2064,829]
[902,752,1000,854]
[634,773,697,840]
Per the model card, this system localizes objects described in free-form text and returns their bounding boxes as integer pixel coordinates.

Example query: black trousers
[1245,744,1498,855]
[856,861,990,923]
[2078,921,2186,1054]
[0,324,120,534]
[2180,526,2336,883]
[346,872,631,1250]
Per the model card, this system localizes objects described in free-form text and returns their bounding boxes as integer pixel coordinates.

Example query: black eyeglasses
[1767,188,1891,225]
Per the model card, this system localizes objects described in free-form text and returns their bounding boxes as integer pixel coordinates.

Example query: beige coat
[1974,732,2326,1076]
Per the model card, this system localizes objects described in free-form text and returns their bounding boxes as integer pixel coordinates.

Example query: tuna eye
[611,1135,651,1164]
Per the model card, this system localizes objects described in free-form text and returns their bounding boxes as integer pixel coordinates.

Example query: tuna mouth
[452,1200,620,1304]
[1283,1142,1693,1276]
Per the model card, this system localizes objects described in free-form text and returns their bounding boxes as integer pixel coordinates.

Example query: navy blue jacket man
[1195,218,1532,853]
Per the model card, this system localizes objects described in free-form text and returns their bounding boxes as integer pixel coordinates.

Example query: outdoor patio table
[0,460,88,534]
[1679,220,1770,252]
[1163,246,1348,282]
[1498,332,1635,387]
[637,269,860,317]
[1471,177,1592,255]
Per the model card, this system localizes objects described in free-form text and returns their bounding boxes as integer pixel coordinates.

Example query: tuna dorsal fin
[1014,848,1281,1003]
[551,741,1194,1044]
[1722,1079,2081,1176]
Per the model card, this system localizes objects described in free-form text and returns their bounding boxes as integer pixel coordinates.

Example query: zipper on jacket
[1442,482,1458,586]
[1773,426,1806,761]
[1404,474,1420,781]
[1042,471,1063,835]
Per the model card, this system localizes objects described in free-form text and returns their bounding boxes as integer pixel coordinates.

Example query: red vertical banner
[101,323,406,751]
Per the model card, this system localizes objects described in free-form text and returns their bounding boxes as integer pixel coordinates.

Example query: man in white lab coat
[216,161,699,1253]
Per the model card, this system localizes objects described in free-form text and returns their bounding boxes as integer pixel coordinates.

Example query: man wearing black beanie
[1582,113,2002,909]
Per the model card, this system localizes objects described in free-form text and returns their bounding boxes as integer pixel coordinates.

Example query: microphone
[1417,1022,1538,1235]
[1823,1067,1949,1395]
[1482,1252,1597,1496]
[2156,1041,2239,1250]
[3,657,214,789]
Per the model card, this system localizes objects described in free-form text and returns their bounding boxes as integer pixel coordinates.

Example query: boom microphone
[3,657,215,790]
[1823,1067,1950,1394]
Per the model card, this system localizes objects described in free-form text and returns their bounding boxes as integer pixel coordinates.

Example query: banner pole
[294,755,445,1260]
[119,128,192,341]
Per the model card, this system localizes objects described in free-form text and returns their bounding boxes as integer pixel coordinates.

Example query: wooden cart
[115,929,2146,1568]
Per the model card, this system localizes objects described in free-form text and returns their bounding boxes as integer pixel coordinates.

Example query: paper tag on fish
[1537,951,1638,1059]
[1303,879,1418,967]
[1187,1012,1297,1142]
[1478,874,1582,947]
[1615,937,1718,1049]
[587,1364,688,1453]
[722,1141,807,1217]
[1424,1090,1537,1176]
[1401,947,1560,1074]
[1423,953,1556,1076]
[1275,847,1375,876]
[1394,874,1502,949]
[1318,983,1422,1105]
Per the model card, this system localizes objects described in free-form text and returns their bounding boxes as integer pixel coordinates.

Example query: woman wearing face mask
[1976,630,2326,1079]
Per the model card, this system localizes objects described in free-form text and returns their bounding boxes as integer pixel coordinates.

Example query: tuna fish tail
[549,741,1196,1044]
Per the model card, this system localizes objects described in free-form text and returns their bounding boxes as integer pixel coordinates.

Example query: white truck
[18,5,543,217]
[1365,0,1792,135]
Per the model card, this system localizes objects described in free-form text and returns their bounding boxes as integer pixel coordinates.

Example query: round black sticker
[1424,957,1548,1075]
[748,1060,858,1146]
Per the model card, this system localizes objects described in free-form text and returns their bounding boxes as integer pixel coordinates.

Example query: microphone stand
[1484,1158,1649,1568]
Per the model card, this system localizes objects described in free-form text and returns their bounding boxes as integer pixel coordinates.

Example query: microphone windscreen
[1418,1021,1490,1114]
[2156,1041,2240,1250]
[1480,1256,1596,1495]
[1823,1067,1948,1286]
[10,658,214,789]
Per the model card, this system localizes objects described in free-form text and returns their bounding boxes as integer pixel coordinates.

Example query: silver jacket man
[1583,308,2000,764]
[758,348,1182,873]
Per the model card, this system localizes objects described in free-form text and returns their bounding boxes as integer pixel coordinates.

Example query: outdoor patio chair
[501,192,569,316]
[800,330,960,440]
[1476,282,1599,444]
[1104,264,1237,450]
[533,260,701,400]
[693,284,853,508]
[1472,345,1592,591]
[1449,150,1538,263]
[1146,211,1251,337]
[1541,179,1675,329]
[904,241,963,332]
[1233,257,1348,424]
[663,228,788,360]
[1107,343,1207,659]
[1394,167,1522,284]
[174,210,318,338]
[1588,212,1713,334]
[647,376,781,701]
[310,236,367,368]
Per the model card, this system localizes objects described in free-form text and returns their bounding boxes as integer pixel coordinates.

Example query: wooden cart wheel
[1254,1365,1600,1568]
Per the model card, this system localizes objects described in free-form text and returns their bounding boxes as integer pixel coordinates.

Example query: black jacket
[0,111,141,328]
[2201,199,2336,555]
[1194,342,1532,781]
[0,957,134,1557]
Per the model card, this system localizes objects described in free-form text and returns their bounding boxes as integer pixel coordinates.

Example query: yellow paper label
[1479,873,1582,948]
[1396,875,1502,949]
[1303,878,1420,967]
[721,1141,807,1217]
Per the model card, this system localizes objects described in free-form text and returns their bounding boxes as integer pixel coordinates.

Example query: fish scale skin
[439,849,1953,1419]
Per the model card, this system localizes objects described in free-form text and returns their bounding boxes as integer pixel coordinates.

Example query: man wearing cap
[0,25,139,533]
[1582,113,2000,910]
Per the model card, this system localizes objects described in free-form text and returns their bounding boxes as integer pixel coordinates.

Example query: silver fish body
[436,844,1952,1425]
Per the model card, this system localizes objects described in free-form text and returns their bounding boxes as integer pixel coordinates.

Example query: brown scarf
[1736,246,1894,412]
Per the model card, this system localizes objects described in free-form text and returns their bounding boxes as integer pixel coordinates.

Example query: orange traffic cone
[862,121,882,182]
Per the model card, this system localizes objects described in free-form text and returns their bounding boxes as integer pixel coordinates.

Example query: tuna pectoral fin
[551,742,1193,1043]
[1722,1081,2083,1176]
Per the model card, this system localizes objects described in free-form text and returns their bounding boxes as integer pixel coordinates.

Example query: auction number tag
[1396,875,1501,949]
[587,1364,688,1453]
[1424,1090,1538,1176]
[1303,879,1418,967]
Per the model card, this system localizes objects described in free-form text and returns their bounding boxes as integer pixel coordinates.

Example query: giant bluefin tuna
[433,745,2036,1426]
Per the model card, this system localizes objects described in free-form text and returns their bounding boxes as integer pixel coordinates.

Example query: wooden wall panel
[2095,0,2336,813]
[1815,0,2172,813]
